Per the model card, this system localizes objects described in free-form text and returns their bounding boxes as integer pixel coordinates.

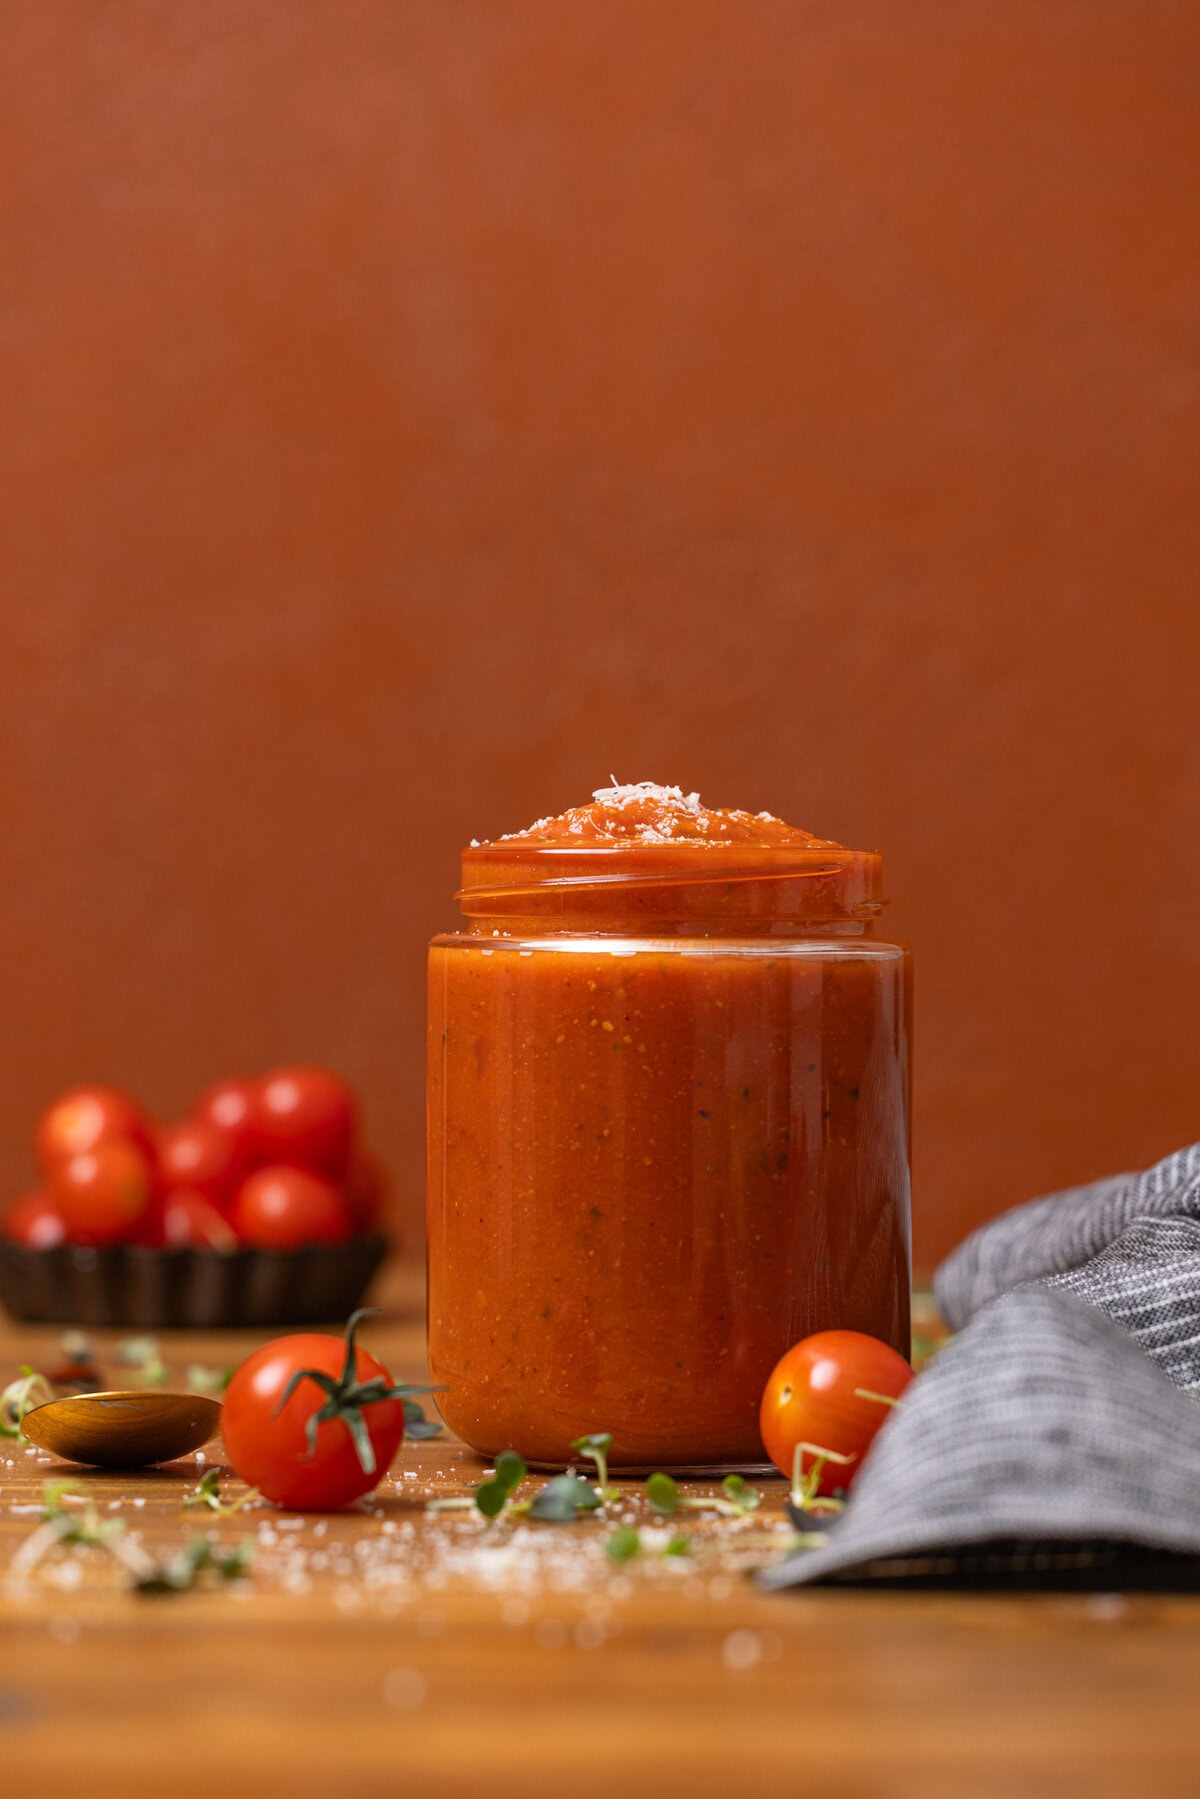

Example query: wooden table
[1,1265,1198,1799]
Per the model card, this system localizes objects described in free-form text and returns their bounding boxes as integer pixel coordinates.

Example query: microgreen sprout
[789,1441,856,1512]
[274,1309,440,1476]
[475,1451,527,1519]
[6,1480,255,1597]
[854,1388,902,1409]
[663,1532,691,1556]
[182,1469,259,1515]
[424,1450,527,1517]
[569,1433,617,1500]
[0,1365,53,1437]
[132,1536,255,1596]
[528,1470,602,1522]
[716,1474,761,1517]
[186,1364,234,1395]
[605,1525,641,1561]
[649,1471,763,1519]
[116,1336,169,1386]
[8,1480,141,1589]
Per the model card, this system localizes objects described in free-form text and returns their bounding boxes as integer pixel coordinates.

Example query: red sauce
[427,785,911,1467]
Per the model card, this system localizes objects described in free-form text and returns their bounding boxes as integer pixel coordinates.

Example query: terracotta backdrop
[3,2,1199,1266]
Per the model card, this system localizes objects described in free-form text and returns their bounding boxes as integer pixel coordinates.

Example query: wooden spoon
[20,1390,221,1469]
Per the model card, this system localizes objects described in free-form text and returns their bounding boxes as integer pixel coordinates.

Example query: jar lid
[456,786,884,928]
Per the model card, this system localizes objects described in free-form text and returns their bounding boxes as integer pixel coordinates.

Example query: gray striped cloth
[759,1142,1200,1590]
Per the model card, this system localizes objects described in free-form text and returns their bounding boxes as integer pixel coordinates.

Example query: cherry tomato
[222,1315,408,1508]
[254,1066,357,1177]
[343,1148,388,1234]
[759,1329,913,1496]
[3,1189,66,1250]
[232,1165,351,1249]
[163,1189,239,1253]
[36,1085,152,1174]
[157,1117,243,1204]
[50,1139,155,1245]
[191,1077,264,1174]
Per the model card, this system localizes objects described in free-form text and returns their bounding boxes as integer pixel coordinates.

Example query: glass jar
[427,835,911,1469]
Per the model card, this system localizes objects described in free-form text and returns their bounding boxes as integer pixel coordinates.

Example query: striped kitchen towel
[759,1142,1200,1591]
[934,1140,1200,1331]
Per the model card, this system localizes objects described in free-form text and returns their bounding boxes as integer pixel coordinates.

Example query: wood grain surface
[1,1265,1198,1799]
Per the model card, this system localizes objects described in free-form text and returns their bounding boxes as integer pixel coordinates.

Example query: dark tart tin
[0,1234,389,1329]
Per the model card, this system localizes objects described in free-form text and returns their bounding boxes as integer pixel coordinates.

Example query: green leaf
[493,1450,527,1491]
[663,1533,691,1557]
[646,1472,679,1515]
[405,1417,444,1441]
[402,1398,444,1440]
[605,1526,641,1561]
[473,1449,527,1520]
[475,1480,509,1520]
[570,1432,613,1457]
[529,1472,601,1522]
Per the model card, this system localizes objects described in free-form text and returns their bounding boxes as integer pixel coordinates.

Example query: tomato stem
[274,1309,442,1477]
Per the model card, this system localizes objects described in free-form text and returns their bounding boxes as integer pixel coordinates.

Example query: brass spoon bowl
[20,1390,222,1469]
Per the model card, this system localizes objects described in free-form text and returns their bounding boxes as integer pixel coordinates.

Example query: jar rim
[456,842,884,925]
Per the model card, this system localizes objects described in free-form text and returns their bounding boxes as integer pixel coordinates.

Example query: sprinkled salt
[383,1666,428,1710]
[721,1629,763,1672]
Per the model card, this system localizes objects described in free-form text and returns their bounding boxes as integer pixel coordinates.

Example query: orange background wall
[3,2,1199,1267]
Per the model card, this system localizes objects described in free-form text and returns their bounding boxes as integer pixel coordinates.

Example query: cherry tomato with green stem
[759,1329,913,1500]
[221,1310,435,1508]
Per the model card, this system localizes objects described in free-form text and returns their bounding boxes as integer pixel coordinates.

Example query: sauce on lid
[461,784,879,930]
[482,781,842,849]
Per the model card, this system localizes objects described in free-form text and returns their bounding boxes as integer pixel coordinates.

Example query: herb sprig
[6,1479,254,1597]
[0,1365,53,1438]
[182,1469,259,1515]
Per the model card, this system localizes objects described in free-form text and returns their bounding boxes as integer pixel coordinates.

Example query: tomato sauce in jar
[427,784,911,1468]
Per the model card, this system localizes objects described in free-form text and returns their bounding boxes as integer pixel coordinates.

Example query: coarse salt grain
[383,1666,428,1710]
[721,1629,763,1672]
